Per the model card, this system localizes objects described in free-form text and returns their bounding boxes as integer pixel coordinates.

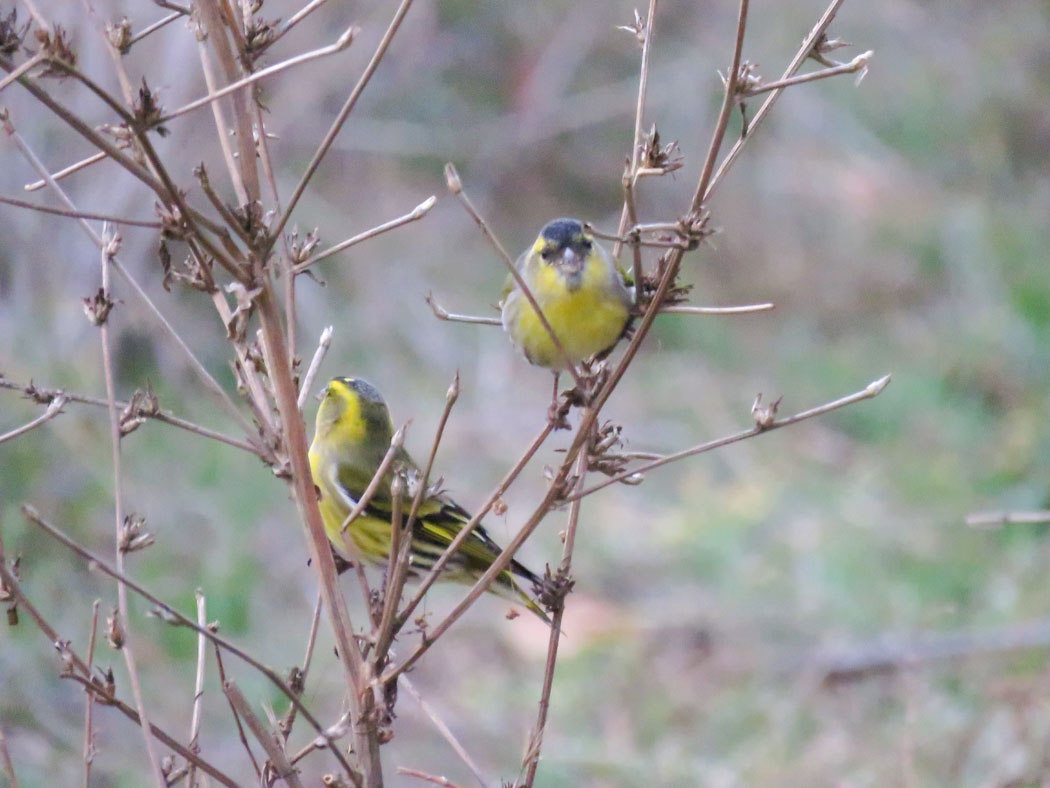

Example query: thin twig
[397,767,467,788]
[425,293,501,326]
[213,646,263,779]
[339,424,408,537]
[96,228,166,788]
[0,378,260,456]
[375,473,407,647]
[399,675,488,788]
[279,593,323,742]
[292,196,437,274]
[521,420,591,787]
[195,40,249,206]
[691,0,750,213]
[966,510,1050,529]
[224,681,305,788]
[269,0,418,249]
[375,375,460,660]
[261,118,304,362]
[659,302,773,315]
[741,50,873,96]
[127,11,182,48]
[612,0,657,294]
[275,0,331,43]
[0,51,44,93]
[0,724,17,788]
[338,424,411,621]
[154,0,190,14]
[186,591,208,788]
[157,26,358,125]
[0,194,162,227]
[82,600,100,788]
[195,0,260,202]
[809,618,1050,685]
[0,395,65,445]
[444,163,583,389]
[24,152,107,192]
[568,374,892,501]
[298,326,334,411]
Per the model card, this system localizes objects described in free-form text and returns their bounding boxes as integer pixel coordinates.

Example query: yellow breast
[504,256,630,369]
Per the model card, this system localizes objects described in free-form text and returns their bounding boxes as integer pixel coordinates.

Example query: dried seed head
[105,17,132,55]
[54,639,75,673]
[751,393,782,430]
[118,383,161,436]
[101,225,123,260]
[638,125,683,173]
[35,26,77,76]
[155,202,189,240]
[118,513,154,554]
[244,17,278,61]
[617,9,646,45]
[810,33,853,67]
[287,666,304,695]
[0,9,30,56]
[133,78,168,136]
[233,200,267,242]
[105,608,124,649]
[82,289,116,326]
[287,226,321,264]
[98,666,116,699]
[733,61,763,95]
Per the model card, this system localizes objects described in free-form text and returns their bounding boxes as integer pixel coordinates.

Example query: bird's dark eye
[540,247,557,261]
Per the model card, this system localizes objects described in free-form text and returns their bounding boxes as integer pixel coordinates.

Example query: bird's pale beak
[559,247,583,274]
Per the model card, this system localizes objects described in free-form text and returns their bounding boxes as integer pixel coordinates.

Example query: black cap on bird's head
[534,217,595,286]
[540,217,586,248]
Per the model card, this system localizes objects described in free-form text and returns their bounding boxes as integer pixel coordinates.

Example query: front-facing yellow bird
[308,376,547,620]
[501,218,632,371]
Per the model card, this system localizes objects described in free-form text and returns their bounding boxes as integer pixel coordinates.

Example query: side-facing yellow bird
[501,217,632,374]
[308,376,546,619]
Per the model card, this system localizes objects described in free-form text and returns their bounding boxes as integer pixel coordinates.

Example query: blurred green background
[2,0,1050,785]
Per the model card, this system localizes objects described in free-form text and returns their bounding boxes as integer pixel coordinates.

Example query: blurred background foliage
[2,0,1050,785]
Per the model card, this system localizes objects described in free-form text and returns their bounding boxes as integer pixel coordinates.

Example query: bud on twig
[105,609,124,649]
[751,393,782,430]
